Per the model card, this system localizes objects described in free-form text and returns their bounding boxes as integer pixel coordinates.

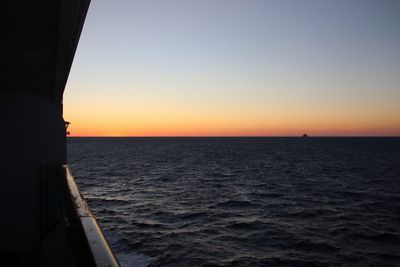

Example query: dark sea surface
[67,137,400,267]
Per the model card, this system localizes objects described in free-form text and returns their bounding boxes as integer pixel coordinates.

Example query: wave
[68,137,400,266]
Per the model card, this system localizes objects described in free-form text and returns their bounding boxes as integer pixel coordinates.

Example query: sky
[64,0,400,136]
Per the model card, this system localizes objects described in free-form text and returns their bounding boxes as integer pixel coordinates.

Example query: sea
[67,137,400,267]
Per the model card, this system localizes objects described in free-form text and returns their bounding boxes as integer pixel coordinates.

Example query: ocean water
[67,137,400,267]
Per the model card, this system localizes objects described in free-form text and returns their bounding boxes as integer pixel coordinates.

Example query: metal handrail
[62,165,120,267]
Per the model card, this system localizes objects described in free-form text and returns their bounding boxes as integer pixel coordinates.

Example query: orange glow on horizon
[64,85,400,137]
[65,116,400,137]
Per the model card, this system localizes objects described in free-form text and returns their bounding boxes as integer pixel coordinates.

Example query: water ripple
[68,137,400,266]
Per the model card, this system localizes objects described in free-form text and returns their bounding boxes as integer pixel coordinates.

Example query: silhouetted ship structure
[1,1,119,266]
[302,134,309,138]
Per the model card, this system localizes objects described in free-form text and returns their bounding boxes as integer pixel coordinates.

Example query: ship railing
[61,165,120,267]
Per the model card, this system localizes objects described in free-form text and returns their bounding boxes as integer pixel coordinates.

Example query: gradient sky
[64,0,400,136]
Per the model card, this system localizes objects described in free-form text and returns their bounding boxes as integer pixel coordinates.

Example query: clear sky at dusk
[64,0,400,136]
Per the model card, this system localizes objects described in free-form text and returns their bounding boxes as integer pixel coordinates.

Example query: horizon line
[67,135,400,138]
